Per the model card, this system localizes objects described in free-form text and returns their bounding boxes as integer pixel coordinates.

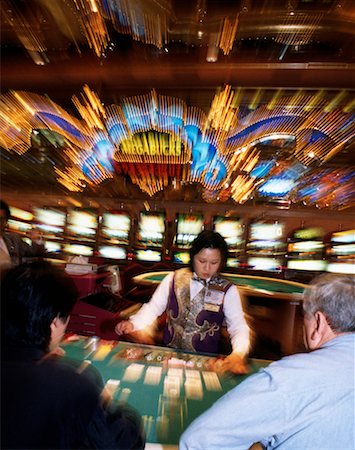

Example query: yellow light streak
[324,91,348,113]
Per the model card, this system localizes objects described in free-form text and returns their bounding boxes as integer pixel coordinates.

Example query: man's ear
[50,316,59,331]
[310,311,332,348]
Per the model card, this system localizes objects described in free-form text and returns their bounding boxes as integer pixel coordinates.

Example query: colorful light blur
[0,85,354,208]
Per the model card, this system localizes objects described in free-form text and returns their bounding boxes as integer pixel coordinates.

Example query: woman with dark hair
[116,230,251,373]
[1,261,145,450]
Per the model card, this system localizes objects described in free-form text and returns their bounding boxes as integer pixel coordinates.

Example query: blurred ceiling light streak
[217,16,239,55]
[324,91,348,113]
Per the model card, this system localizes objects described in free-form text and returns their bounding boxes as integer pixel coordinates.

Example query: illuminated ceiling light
[217,16,239,55]
[231,175,255,204]
[104,1,168,50]
[206,49,218,62]
[207,33,219,62]
[267,90,284,110]
[275,12,323,47]
[257,134,294,144]
[88,0,99,13]
[73,0,109,57]
[66,197,83,207]
[324,91,348,113]
[285,89,305,110]
[343,99,355,114]
[248,89,263,110]
[13,92,36,115]
[2,87,353,206]
[231,87,244,109]
[304,90,325,111]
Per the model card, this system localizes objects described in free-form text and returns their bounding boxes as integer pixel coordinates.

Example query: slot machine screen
[226,257,239,268]
[330,229,355,243]
[173,251,190,264]
[250,222,284,242]
[213,216,243,247]
[136,249,162,262]
[9,206,33,222]
[288,241,324,253]
[175,213,204,247]
[247,222,286,266]
[8,206,33,234]
[287,260,328,271]
[33,207,66,238]
[102,212,130,244]
[327,263,355,275]
[137,212,165,247]
[98,246,127,260]
[63,243,94,257]
[45,241,62,253]
[247,256,283,272]
[326,229,355,274]
[67,210,98,241]
[328,244,355,256]
[7,219,32,233]
[293,227,324,240]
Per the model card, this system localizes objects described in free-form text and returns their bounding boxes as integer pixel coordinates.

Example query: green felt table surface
[134,272,306,295]
[62,338,270,445]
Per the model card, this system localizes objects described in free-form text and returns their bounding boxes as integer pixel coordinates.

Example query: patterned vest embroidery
[163,268,232,353]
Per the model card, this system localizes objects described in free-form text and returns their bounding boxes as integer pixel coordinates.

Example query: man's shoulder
[39,354,103,393]
[263,337,354,382]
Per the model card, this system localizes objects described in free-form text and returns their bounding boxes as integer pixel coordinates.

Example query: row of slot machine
[7,205,355,278]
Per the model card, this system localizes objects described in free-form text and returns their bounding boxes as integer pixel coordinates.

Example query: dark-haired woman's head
[189,230,229,279]
[1,261,78,351]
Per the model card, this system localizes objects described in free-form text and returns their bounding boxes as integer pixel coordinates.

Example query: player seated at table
[0,199,46,273]
[116,230,251,374]
[179,273,355,450]
[1,261,145,450]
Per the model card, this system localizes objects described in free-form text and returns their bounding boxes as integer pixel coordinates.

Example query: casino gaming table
[133,272,308,356]
[62,337,270,449]
[133,271,306,299]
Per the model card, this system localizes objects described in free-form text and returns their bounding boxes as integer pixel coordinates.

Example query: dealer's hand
[115,320,134,336]
[219,353,250,375]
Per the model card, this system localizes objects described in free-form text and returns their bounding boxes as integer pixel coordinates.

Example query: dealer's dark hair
[189,230,229,272]
[0,199,11,221]
[1,261,78,351]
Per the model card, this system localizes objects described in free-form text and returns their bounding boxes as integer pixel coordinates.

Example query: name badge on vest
[204,302,220,312]
[204,289,224,312]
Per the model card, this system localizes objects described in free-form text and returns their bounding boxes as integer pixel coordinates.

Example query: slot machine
[213,216,244,271]
[285,227,327,282]
[246,220,286,276]
[172,213,204,266]
[325,229,355,275]
[8,206,34,244]
[64,209,98,258]
[135,211,166,264]
[98,211,131,264]
[33,207,66,255]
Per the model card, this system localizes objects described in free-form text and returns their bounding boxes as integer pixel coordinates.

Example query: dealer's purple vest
[163,268,232,354]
